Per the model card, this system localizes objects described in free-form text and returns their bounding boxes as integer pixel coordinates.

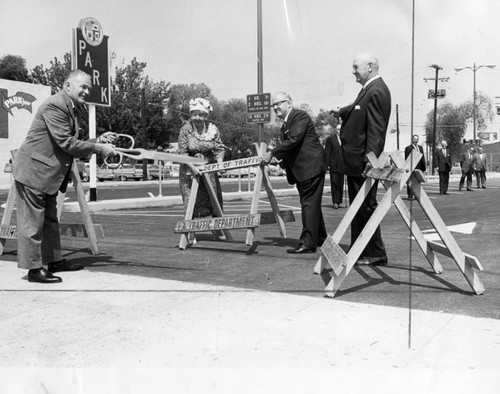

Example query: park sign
[72,17,110,106]
[246,93,271,124]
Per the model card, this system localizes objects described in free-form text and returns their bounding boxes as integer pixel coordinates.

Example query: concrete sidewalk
[1,258,499,394]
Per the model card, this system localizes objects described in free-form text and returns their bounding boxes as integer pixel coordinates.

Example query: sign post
[246,93,271,124]
[72,17,110,201]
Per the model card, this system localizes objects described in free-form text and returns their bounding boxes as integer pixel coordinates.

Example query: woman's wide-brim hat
[189,97,212,114]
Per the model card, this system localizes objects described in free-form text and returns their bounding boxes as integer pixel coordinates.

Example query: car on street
[80,163,115,182]
[113,163,143,181]
[138,164,171,180]
[220,167,257,178]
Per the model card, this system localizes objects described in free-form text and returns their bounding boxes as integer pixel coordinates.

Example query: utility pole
[257,0,263,144]
[424,65,448,174]
[395,104,400,151]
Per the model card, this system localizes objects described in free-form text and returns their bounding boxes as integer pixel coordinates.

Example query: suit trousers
[329,171,344,205]
[296,172,327,248]
[15,180,63,269]
[347,175,387,258]
[475,170,486,187]
[438,171,450,194]
[459,170,473,190]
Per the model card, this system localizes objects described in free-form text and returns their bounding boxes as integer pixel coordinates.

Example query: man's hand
[262,152,272,164]
[98,132,118,144]
[329,107,340,117]
[98,144,118,158]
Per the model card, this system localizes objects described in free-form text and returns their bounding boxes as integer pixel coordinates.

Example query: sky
[2,0,500,149]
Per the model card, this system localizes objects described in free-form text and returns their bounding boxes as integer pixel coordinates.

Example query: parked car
[79,163,115,182]
[220,167,257,178]
[165,164,180,178]
[114,163,142,181]
[145,164,170,180]
[267,165,285,176]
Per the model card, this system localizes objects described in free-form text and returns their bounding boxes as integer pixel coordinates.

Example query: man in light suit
[404,134,426,200]
[473,147,487,188]
[14,70,117,283]
[331,53,391,266]
[262,92,328,254]
[324,127,345,208]
[435,140,452,195]
[459,144,474,191]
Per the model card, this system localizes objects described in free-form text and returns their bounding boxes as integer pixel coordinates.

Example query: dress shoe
[467,188,473,191]
[458,187,462,191]
[333,203,339,209]
[287,244,316,254]
[443,192,449,195]
[482,186,487,189]
[356,256,388,266]
[28,268,62,283]
[47,259,83,273]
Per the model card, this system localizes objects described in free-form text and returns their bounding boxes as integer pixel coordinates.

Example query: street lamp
[454,63,496,142]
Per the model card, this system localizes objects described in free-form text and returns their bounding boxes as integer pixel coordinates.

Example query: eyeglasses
[271,100,287,109]
[191,111,207,117]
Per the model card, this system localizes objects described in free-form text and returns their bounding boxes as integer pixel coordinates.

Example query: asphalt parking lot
[2,174,499,319]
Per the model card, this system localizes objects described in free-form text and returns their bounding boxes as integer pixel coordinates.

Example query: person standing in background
[324,127,345,209]
[404,134,426,200]
[459,144,474,191]
[473,146,487,188]
[435,140,452,195]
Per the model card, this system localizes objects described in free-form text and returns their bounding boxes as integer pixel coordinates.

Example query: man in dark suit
[13,70,117,283]
[404,134,426,200]
[331,53,391,266]
[262,92,327,254]
[459,144,474,191]
[324,128,345,208]
[434,140,452,194]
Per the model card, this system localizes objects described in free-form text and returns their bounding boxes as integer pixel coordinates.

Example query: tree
[315,108,339,145]
[424,92,495,162]
[0,55,29,82]
[29,53,71,94]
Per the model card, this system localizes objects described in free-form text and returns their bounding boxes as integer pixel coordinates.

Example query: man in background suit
[459,144,474,191]
[404,134,426,200]
[435,140,452,195]
[262,92,327,254]
[324,127,345,209]
[473,146,487,188]
[14,70,117,283]
[331,53,391,266]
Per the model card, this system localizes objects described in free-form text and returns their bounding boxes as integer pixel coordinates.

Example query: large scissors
[104,134,207,168]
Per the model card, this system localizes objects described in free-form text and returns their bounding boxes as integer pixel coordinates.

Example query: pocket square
[355,105,361,110]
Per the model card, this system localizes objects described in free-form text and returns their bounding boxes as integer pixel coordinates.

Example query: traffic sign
[72,17,110,107]
[246,93,270,124]
[428,89,446,99]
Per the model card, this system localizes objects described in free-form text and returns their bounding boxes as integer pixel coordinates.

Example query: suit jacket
[339,77,391,176]
[271,108,327,184]
[435,147,452,172]
[324,133,344,173]
[473,153,487,171]
[460,151,474,173]
[404,143,426,172]
[13,89,96,195]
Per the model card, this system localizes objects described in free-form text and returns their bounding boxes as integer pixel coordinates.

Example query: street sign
[246,93,270,124]
[428,89,446,99]
[72,17,110,106]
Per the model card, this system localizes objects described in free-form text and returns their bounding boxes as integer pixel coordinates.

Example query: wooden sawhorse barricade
[314,150,485,298]
[0,150,102,257]
[175,143,293,249]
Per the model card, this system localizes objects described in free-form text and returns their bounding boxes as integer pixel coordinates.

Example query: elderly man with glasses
[262,92,328,254]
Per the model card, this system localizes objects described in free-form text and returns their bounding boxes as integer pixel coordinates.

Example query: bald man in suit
[331,53,391,266]
[14,70,117,283]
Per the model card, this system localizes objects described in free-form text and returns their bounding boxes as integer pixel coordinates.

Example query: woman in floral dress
[178,97,225,222]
